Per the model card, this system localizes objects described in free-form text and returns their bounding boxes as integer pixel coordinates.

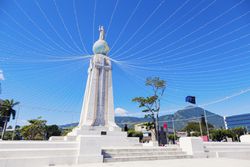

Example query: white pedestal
[77,135,103,163]
[179,137,206,158]
[72,126,140,163]
[240,135,250,143]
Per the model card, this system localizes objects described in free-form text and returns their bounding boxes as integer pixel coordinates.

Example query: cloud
[115,107,128,116]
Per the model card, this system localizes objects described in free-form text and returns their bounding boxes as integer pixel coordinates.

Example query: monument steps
[0,155,77,167]
[0,148,78,158]
[103,154,192,162]
[203,142,250,158]
[103,147,182,153]
[0,141,79,167]
[102,147,192,162]
[104,151,186,157]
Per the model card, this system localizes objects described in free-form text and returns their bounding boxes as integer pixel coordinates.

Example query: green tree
[12,126,22,140]
[210,129,235,141]
[61,127,74,136]
[127,129,143,141]
[207,128,247,142]
[1,125,22,140]
[183,122,201,135]
[3,131,12,140]
[132,77,166,145]
[168,134,179,140]
[20,117,47,140]
[0,99,19,139]
[190,131,201,137]
[183,121,214,136]
[46,124,62,139]
[231,127,247,141]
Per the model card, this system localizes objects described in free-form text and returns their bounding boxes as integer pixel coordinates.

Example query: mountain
[60,106,225,131]
[115,106,225,130]
[115,116,150,128]
[158,106,225,130]
[60,123,78,129]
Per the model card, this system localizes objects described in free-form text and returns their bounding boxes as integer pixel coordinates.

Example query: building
[134,122,182,143]
[134,123,152,142]
[224,113,250,131]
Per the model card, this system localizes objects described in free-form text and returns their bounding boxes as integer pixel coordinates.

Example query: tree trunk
[152,116,158,142]
[156,112,160,146]
[1,120,7,140]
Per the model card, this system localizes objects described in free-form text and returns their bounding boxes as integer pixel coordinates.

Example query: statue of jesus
[99,26,105,40]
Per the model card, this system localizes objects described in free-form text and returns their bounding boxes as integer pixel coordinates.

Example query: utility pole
[172,116,176,143]
[195,106,203,136]
[203,108,210,140]
[0,70,4,140]
[12,105,20,140]
[199,118,203,136]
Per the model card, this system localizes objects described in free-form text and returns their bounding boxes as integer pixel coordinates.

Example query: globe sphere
[93,39,110,55]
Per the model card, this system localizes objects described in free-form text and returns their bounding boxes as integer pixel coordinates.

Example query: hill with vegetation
[61,106,225,131]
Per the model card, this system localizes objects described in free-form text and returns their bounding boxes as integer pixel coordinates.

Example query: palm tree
[0,99,19,139]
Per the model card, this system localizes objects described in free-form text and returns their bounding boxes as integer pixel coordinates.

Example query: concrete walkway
[55,158,250,167]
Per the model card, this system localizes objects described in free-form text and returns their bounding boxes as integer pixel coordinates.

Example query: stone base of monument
[73,126,141,164]
[0,141,78,167]
[50,126,138,143]
[0,126,141,167]
[69,126,128,137]
[51,126,141,164]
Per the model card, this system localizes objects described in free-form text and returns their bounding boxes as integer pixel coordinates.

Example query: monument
[0,27,139,167]
[64,26,125,136]
[50,26,140,163]
[70,26,118,134]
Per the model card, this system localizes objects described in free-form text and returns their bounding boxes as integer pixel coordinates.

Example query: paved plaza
[56,158,250,167]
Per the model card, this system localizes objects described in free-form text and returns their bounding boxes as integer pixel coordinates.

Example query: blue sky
[0,0,250,126]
